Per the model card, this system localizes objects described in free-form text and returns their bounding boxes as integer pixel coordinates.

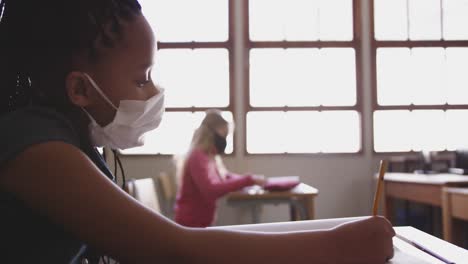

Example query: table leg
[384,189,394,224]
[452,219,465,247]
[304,196,315,220]
[251,204,260,224]
[442,188,453,243]
[289,203,298,221]
[404,200,410,226]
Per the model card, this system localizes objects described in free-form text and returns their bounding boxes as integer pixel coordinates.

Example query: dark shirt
[0,106,114,264]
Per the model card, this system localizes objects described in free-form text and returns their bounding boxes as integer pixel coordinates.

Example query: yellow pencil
[372,160,388,216]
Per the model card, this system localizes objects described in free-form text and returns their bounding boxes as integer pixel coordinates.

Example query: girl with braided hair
[0,0,394,263]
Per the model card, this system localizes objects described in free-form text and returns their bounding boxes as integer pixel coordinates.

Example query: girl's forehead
[118,16,155,56]
[124,15,154,47]
[98,15,154,65]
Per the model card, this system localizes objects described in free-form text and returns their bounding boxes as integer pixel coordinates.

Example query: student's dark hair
[0,0,141,115]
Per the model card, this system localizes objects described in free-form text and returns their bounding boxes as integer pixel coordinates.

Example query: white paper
[214,216,364,232]
[212,217,441,264]
[390,247,433,264]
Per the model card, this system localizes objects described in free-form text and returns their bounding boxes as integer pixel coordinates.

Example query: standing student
[0,0,395,263]
[174,109,265,227]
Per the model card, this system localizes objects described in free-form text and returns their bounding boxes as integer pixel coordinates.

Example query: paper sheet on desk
[390,247,432,264]
[213,217,438,264]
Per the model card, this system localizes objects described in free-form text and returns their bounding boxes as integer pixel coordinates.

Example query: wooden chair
[157,172,176,202]
[126,178,161,213]
[442,187,468,246]
[156,172,177,218]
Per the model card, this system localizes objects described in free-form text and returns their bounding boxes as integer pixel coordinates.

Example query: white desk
[226,183,318,223]
[213,217,468,263]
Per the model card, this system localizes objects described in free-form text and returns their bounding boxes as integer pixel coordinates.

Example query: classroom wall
[115,0,389,225]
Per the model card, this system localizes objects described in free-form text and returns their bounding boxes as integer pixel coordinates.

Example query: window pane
[374,110,413,152]
[154,49,229,107]
[121,112,233,155]
[319,48,356,106]
[320,111,361,153]
[374,110,446,152]
[247,112,288,153]
[446,48,468,104]
[247,111,360,153]
[250,48,356,107]
[374,0,408,40]
[377,48,412,105]
[377,48,445,106]
[140,0,228,42]
[410,110,446,151]
[411,48,445,105]
[250,49,320,107]
[318,0,353,41]
[446,110,468,150]
[443,0,468,40]
[249,0,352,41]
[408,0,441,40]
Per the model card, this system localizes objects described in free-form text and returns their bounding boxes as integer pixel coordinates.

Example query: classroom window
[246,0,361,154]
[154,49,230,108]
[247,111,361,154]
[121,0,232,155]
[141,0,228,42]
[250,48,356,107]
[249,0,353,41]
[372,0,468,153]
[122,111,234,155]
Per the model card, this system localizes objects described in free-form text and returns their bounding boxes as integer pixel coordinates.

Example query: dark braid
[0,0,141,115]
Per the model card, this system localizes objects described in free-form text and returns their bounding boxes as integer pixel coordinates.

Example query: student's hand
[331,216,395,264]
[247,174,266,186]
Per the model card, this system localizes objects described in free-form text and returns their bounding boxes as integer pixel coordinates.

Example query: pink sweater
[174,149,255,227]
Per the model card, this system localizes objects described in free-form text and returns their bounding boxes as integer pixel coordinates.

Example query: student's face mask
[213,132,227,154]
[82,73,165,150]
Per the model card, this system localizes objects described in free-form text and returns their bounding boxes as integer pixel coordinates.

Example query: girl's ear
[65,71,94,107]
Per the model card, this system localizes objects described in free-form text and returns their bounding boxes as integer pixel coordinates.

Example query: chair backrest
[442,187,468,245]
[157,172,176,201]
[126,178,161,213]
[156,172,178,218]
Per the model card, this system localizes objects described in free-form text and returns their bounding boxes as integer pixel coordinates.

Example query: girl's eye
[137,79,150,88]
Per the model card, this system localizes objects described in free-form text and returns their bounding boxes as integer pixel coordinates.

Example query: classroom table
[383,173,468,238]
[226,183,319,223]
[442,187,468,247]
[383,173,468,219]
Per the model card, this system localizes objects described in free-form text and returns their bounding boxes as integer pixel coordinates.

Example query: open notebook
[263,176,300,191]
[211,217,436,264]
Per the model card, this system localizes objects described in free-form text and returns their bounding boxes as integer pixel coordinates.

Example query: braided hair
[0,0,141,115]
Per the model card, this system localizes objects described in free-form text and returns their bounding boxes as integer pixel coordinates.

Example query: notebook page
[213,218,444,264]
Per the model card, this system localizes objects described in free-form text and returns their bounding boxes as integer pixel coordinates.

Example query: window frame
[242,0,365,156]
[370,0,468,154]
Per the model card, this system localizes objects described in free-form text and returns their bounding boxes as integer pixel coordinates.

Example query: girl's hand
[246,174,266,186]
[331,216,395,264]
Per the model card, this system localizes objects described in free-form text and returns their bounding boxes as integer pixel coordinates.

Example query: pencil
[372,160,388,216]
[396,234,455,264]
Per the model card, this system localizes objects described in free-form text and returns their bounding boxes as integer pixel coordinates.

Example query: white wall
[115,0,391,225]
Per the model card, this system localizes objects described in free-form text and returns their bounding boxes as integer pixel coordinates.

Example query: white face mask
[82,73,165,150]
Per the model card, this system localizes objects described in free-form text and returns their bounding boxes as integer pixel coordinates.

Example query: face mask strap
[81,107,97,124]
[83,73,118,110]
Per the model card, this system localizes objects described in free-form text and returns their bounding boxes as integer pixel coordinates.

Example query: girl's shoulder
[0,106,81,166]
[0,106,76,133]
[187,148,212,163]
